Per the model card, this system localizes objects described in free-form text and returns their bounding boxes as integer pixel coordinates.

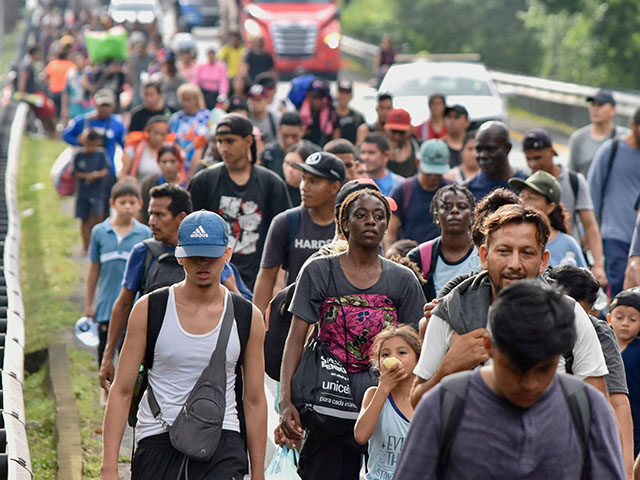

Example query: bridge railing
[340,34,640,128]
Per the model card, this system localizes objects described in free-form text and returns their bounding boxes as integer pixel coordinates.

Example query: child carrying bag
[146,290,235,461]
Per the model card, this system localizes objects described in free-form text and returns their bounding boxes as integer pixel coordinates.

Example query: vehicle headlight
[244,19,261,37]
[323,32,341,50]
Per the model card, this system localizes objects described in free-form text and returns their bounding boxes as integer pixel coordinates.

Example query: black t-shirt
[335,108,364,145]
[19,58,39,93]
[128,105,175,132]
[189,163,291,289]
[260,206,336,284]
[447,144,462,168]
[287,183,301,207]
[244,50,274,81]
[388,138,419,178]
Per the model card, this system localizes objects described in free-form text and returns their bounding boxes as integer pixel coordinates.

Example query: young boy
[85,181,151,378]
[73,129,111,253]
[608,289,640,458]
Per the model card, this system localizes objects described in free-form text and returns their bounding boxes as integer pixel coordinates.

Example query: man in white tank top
[101,210,267,480]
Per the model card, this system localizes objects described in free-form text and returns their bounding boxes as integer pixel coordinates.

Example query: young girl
[278,189,426,479]
[355,325,421,479]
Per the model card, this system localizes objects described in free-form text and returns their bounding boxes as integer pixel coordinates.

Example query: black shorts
[131,430,248,480]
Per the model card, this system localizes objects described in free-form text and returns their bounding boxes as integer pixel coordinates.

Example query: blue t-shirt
[464,170,527,201]
[62,113,126,175]
[390,176,449,244]
[622,338,640,456]
[374,169,403,197]
[73,148,110,201]
[589,139,640,243]
[547,231,587,267]
[89,218,151,322]
[122,241,233,294]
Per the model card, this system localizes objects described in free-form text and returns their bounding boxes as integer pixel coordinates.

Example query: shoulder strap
[129,140,147,178]
[569,171,579,202]
[231,292,253,364]
[209,291,236,368]
[401,178,414,218]
[147,290,236,421]
[283,208,302,272]
[268,112,277,139]
[141,238,169,290]
[599,137,619,221]
[145,287,170,370]
[438,371,474,476]
[286,208,302,247]
[203,165,224,210]
[419,240,434,276]
[558,375,591,479]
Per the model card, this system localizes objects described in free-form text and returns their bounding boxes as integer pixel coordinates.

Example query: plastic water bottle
[74,317,99,348]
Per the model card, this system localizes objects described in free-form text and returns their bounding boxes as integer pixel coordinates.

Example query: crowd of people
[14,3,640,480]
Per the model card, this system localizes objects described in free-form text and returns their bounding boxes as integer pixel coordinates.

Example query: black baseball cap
[586,89,616,106]
[337,79,353,92]
[255,72,276,90]
[611,289,640,315]
[291,152,346,183]
[444,104,469,118]
[334,178,398,212]
[522,128,554,151]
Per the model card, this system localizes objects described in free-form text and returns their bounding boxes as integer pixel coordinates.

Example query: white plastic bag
[265,446,301,480]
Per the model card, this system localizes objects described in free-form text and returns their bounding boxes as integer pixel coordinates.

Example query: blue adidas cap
[175,210,229,258]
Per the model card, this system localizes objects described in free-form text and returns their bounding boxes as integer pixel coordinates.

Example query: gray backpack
[147,290,236,461]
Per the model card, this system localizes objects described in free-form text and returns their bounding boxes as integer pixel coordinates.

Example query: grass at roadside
[19,135,82,478]
[23,368,56,480]
[68,348,107,478]
[508,104,576,137]
[0,20,23,78]
[19,137,82,354]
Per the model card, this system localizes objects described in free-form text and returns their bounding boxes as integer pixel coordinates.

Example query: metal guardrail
[340,34,640,128]
[0,7,34,479]
[0,102,31,480]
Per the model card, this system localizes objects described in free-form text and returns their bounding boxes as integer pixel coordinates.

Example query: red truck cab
[241,0,341,80]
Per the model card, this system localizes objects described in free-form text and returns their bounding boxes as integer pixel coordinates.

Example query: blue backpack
[288,74,316,109]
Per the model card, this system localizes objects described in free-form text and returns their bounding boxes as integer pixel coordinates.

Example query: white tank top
[136,286,241,442]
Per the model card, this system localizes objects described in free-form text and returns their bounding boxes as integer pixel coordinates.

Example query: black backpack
[437,371,592,479]
[263,283,296,381]
[140,238,186,295]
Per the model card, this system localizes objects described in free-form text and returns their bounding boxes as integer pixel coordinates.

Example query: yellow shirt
[218,45,245,79]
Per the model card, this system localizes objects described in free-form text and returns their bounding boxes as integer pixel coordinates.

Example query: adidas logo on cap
[190,225,209,238]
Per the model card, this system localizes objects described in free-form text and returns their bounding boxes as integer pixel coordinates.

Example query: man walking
[569,89,626,178]
[253,152,345,312]
[101,210,267,480]
[386,139,451,246]
[396,280,624,479]
[463,121,526,201]
[588,108,640,296]
[62,88,126,179]
[522,128,607,286]
[189,114,291,289]
[443,104,471,168]
[410,204,608,405]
